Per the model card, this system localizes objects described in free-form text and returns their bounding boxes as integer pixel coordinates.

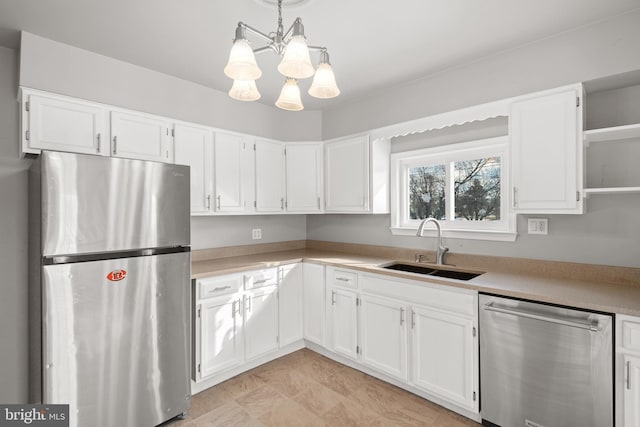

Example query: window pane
[454,157,501,221]
[409,164,446,220]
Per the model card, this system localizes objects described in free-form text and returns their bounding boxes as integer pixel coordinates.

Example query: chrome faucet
[416,218,449,265]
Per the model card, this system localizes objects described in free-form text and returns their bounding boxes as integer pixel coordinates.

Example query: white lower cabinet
[617,315,640,427]
[244,285,279,361]
[410,305,477,411]
[624,355,640,427]
[328,287,359,360]
[359,294,408,381]
[197,294,244,379]
[303,263,325,346]
[279,263,303,347]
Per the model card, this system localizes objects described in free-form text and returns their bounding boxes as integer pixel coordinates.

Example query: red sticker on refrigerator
[106,270,127,282]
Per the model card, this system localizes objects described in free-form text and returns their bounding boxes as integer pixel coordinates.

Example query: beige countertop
[192,245,640,317]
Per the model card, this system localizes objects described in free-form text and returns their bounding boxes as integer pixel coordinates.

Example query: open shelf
[584,123,640,144]
[583,187,640,196]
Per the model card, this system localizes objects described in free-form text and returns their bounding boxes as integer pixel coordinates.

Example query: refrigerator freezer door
[40,151,190,256]
[42,252,191,427]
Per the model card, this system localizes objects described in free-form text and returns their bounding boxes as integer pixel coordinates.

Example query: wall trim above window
[390,136,516,241]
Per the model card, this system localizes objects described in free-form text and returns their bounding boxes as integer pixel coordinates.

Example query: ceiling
[0,0,638,111]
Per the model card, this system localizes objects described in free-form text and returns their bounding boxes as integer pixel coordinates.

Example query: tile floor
[172,349,481,427]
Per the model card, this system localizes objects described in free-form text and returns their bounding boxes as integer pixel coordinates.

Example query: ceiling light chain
[224,0,340,111]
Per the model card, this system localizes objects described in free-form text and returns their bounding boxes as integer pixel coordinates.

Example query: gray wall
[0,46,30,403]
[309,10,640,269]
[322,9,640,139]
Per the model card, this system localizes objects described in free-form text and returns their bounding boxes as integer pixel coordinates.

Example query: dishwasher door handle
[483,302,600,332]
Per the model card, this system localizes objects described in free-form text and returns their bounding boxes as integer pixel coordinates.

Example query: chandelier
[223,0,340,111]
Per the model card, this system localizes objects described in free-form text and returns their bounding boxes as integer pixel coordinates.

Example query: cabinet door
[244,286,279,360]
[360,294,408,381]
[625,355,640,427]
[255,139,285,212]
[214,132,254,213]
[111,111,171,162]
[325,135,370,212]
[328,287,358,360]
[303,263,325,346]
[198,296,244,380]
[286,143,323,212]
[510,88,582,213]
[411,305,477,411]
[279,263,303,347]
[174,124,213,213]
[26,94,107,156]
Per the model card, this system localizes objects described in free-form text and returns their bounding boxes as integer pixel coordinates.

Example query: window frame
[390,136,516,241]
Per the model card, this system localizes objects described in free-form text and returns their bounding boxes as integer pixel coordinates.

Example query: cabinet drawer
[622,319,640,353]
[244,268,278,290]
[328,267,358,289]
[197,274,243,300]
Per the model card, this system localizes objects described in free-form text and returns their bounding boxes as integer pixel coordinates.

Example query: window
[391,136,515,241]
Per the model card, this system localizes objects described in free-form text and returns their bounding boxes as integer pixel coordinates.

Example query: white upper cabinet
[325,135,390,213]
[22,91,108,156]
[173,123,214,213]
[214,131,255,213]
[255,139,286,212]
[285,143,323,213]
[510,85,583,214]
[110,110,172,163]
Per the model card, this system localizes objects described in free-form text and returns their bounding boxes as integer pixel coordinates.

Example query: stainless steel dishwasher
[479,294,613,427]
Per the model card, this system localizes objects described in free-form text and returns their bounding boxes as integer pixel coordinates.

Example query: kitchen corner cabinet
[21,90,108,156]
[279,263,303,347]
[110,110,172,163]
[324,135,390,213]
[286,143,324,213]
[510,85,584,214]
[173,123,214,213]
[303,263,325,346]
[214,131,255,213]
[255,139,286,212]
[243,284,279,361]
[616,314,640,427]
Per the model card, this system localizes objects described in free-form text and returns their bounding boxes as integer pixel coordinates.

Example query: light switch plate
[252,228,262,240]
[527,218,548,235]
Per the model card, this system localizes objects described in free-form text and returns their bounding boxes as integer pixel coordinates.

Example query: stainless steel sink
[380,262,484,281]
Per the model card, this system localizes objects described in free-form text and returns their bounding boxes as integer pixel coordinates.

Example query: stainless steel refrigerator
[29,151,192,427]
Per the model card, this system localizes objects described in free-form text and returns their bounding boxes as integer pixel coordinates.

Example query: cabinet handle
[206,195,211,210]
[411,310,416,329]
[208,285,230,294]
[217,195,221,210]
[331,290,336,306]
[246,296,252,312]
[513,187,517,208]
[335,277,350,282]
[236,298,242,315]
[400,308,405,325]
[317,197,321,210]
[232,300,237,318]
[253,279,268,285]
[96,133,101,153]
[281,197,284,210]
[628,360,632,390]
[112,136,118,155]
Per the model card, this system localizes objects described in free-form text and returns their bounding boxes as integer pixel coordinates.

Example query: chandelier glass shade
[224,0,339,111]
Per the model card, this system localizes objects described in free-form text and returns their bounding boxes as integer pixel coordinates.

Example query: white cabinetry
[243,285,279,361]
[110,110,172,163]
[279,263,303,347]
[303,262,325,346]
[410,305,477,410]
[286,143,323,213]
[255,139,286,212]
[359,294,408,381]
[173,123,214,213]
[21,90,108,156]
[510,85,583,213]
[214,131,254,213]
[328,287,359,360]
[325,135,390,213]
[616,315,640,427]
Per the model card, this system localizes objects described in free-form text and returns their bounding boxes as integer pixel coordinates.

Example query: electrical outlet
[252,228,262,240]
[527,218,548,235]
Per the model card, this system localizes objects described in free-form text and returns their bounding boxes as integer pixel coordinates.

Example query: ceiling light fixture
[224,0,340,111]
